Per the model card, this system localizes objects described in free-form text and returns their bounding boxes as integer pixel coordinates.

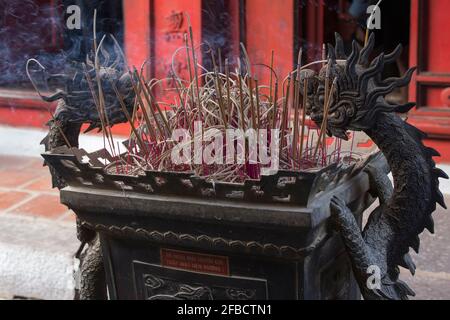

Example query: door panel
[409,0,450,138]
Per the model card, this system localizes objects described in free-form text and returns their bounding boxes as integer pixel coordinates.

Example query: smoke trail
[0,0,125,90]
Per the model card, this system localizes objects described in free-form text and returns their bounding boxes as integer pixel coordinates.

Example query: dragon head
[53,58,136,131]
[302,33,416,140]
[28,37,136,132]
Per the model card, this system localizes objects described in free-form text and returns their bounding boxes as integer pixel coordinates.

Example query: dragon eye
[329,109,346,126]
[319,95,325,106]
[330,111,340,119]
[346,107,355,117]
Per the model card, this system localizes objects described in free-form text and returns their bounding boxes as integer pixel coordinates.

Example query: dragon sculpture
[302,33,448,300]
[28,42,136,299]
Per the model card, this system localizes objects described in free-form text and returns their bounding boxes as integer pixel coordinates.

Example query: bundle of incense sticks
[87,27,359,182]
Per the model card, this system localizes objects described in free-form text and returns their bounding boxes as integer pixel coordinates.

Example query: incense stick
[279,75,291,156]
[298,78,308,167]
[237,62,246,130]
[271,81,279,129]
[109,79,147,153]
[292,49,302,165]
[314,77,336,159]
[269,50,274,107]
[185,15,202,118]
[255,78,261,128]
[248,76,256,129]
[128,70,158,142]
[225,59,232,126]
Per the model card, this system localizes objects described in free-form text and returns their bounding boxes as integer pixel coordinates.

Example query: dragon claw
[330,195,345,213]
[330,196,352,227]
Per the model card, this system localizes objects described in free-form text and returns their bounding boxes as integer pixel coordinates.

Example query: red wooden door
[244,0,324,93]
[408,0,450,138]
[245,0,295,86]
[123,0,151,72]
[152,0,202,86]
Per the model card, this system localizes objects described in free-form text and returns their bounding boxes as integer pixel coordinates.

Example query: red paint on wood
[0,89,129,135]
[419,0,450,74]
[409,0,450,146]
[408,116,450,138]
[409,0,419,102]
[246,0,294,91]
[423,139,450,163]
[123,0,151,73]
[303,1,325,63]
[441,88,450,107]
[0,107,50,129]
[152,0,202,102]
[227,0,241,58]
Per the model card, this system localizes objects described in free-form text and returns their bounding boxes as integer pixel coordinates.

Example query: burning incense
[141,78,172,135]
[128,70,158,142]
[313,61,331,158]
[237,65,246,130]
[271,81,279,129]
[225,59,232,125]
[92,13,116,155]
[63,38,359,182]
[83,64,111,152]
[109,79,147,153]
[185,15,203,118]
[269,50,274,106]
[248,76,257,129]
[279,74,291,155]
[184,34,196,114]
[255,78,261,128]
[298,78,308,166]
[322,44,327,67]
[25,59,72,148]
[239,44,257,129]
[365,0,382,46]
[214,66,228,128]
[314,77,336,159]
[292,49,303,165]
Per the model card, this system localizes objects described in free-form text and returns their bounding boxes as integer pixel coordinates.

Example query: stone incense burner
[39,33,447,300]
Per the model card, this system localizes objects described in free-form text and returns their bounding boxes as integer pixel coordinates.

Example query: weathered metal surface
[44,144,378,208]
[43,142,382,300]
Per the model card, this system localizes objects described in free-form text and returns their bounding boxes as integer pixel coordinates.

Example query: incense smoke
[0,0,124,91]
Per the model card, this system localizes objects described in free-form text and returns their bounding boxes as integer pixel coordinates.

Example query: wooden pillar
[226,0,243,59]
[152,0,202,83]
[408,0,450,138]
[245,0,295,88]
[300,0,325,63]
[123,0,151,73]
